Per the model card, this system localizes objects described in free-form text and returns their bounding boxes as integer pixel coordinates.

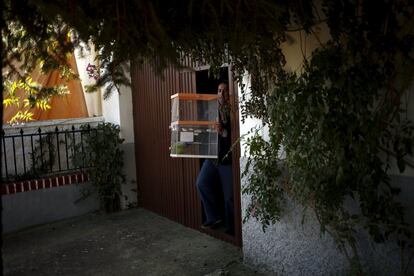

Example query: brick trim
[1,173,89,196]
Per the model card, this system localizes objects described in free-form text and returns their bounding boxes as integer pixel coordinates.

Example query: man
[196,82,234,235]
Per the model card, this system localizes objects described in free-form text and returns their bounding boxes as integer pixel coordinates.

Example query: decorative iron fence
[1,125,96,183]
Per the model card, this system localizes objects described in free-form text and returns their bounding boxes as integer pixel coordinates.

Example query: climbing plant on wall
[2,0,414,272]
[243,2,414,273]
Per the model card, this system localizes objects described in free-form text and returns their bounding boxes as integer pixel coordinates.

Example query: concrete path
[3,208,262,276]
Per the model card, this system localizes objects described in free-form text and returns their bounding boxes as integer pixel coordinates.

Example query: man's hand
[214,121,222,134]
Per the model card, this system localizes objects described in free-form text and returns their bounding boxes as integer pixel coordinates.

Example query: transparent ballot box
[170,123,218,158]
[170,93,218,158]
[171,93,218,122]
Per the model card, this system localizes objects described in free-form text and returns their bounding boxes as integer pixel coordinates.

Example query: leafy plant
[30,132,57,174]
[3,76,70,124]
[72,123,125,213]
[8,131,59,181]
[2,0,414,273]
[242,2,414,272]
[3,17,75,124]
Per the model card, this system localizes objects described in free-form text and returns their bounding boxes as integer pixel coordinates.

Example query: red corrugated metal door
[131,60,241,246]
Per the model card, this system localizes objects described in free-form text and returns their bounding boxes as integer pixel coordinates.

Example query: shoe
[201,219,223,229]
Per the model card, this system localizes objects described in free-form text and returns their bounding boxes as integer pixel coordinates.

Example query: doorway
[195,67,240,238]
[131,60,242,246]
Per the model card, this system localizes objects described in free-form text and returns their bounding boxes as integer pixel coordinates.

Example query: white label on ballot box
[180,131,194,142]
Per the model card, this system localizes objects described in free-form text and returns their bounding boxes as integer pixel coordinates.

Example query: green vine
[73,123,125,213]
[3,0,414,273]
[243,3,414,272]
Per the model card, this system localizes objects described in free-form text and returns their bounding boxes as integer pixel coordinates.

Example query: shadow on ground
[3,208,262,276]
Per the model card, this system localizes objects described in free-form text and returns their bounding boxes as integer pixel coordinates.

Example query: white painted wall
[3,45,137,234]
[3,183,99,233]
[75,43,136,206]
[62,45,137,208]
[388,87,414,177]
[91,62,137,208]
[406,88,414,176]
[101,88,121,126]
[74,43,102,117]
[75,44,136,207]
[237,74,265,157]
[118,83,135,144]
[238,27,414,275]
[2,117,105,179]
[112,70,138,208]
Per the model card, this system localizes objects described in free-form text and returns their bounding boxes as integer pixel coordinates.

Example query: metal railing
[1,125,96,183]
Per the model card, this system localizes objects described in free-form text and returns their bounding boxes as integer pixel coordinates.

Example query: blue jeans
[196,159,234,232]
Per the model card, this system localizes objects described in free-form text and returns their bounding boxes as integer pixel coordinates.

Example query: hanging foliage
[3,0,295,96]
[3,76,70,124]
[2,15,75,124]
[2,0,414,272]
[242,1,414,273]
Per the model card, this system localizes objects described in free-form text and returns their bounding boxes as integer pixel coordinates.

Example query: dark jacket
[217,104,232,165]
